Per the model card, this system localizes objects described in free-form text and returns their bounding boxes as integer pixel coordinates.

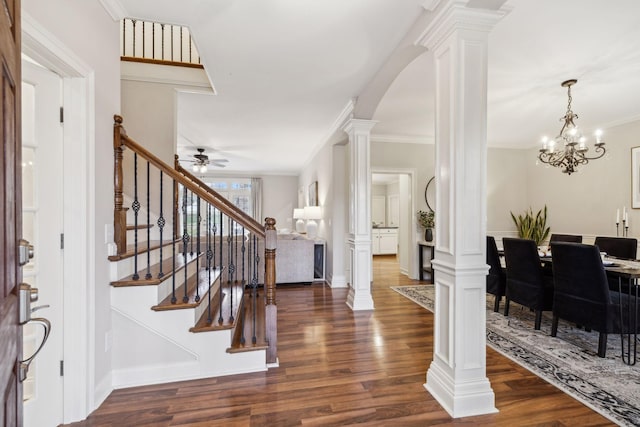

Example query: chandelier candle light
[538,79,606,175]
[616,207,629,237]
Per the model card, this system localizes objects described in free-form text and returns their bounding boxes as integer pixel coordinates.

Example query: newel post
[113,115,127,255]
[264,217,278,364]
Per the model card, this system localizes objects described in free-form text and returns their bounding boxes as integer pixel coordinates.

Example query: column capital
[342,118,377,135]
[416,0,509,51]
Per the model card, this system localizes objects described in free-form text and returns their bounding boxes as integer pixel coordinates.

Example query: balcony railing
[120,18,202,68]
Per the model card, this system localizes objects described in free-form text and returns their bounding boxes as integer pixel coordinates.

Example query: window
[180,177,252,236]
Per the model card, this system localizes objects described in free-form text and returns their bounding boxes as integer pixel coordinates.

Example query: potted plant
[417,210,435,242]
[510,206,550,246]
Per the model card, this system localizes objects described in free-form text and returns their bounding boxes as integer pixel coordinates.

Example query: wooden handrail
[113,115,265,242]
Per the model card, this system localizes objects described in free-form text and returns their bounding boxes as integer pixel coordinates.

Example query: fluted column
[417,0,507,418]
[343,119,376,311]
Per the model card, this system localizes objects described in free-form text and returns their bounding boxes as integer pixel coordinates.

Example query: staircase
[109,115,277,388]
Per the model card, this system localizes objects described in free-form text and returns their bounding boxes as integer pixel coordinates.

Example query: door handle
[19,317,51,382]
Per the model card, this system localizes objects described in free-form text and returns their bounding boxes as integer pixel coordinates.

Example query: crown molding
[371,134,434,145]
[98,0,128,21]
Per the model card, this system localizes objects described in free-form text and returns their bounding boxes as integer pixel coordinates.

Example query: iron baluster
[228,217,234,323]
[195,196,201,303]
[157,170,165,279]
[180,27,184,62]
[142,21,146,58]
[252,234,258,344]
[190,191,194,255]
[241,226,246,286]
[171,178,177,304]
[206,204,212,324]
[151,22,155,59]
[122,19,126,56]
[160,23,165,61]
[218,209,223,324]
[131,19,137,57]
[182,186,189,303]
[145,161,152,279]
[132,153,140,280]
[170,25,174,61]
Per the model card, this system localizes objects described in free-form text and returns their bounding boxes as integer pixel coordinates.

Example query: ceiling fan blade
[209,158,229,163]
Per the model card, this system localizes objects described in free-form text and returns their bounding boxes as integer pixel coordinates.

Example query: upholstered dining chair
[594,236,637,260]
[549,233,583,243]
[503,237,554,330]
[486,236,506,313]
[550,241,639,358]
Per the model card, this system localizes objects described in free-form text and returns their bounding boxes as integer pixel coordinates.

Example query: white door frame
[22,13,96,423]
[371,167,417,278]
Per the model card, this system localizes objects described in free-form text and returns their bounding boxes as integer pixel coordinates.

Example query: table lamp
[304,206,322,239]
[293,208,306,233]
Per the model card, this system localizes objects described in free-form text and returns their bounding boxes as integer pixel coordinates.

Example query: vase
[425,228,433,242]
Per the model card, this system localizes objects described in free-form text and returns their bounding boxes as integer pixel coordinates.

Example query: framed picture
[633,147,640,208]
[308,181,318,206]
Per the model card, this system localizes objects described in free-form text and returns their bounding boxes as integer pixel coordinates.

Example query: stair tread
[108,239,179,261]
[126,224,154,230]
[152,267,223,311]
[190,283,245,332]
[111,252,201,287]
[228,289,268,353]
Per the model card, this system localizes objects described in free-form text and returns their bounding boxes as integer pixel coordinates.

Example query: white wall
[526,118,640,242]
[22,0,120,414]
[298,139,347,286]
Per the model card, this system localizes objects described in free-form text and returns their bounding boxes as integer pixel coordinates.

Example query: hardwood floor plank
[66,255,615,426]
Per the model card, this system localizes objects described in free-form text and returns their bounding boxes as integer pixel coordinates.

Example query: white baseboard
[329,274,347,288]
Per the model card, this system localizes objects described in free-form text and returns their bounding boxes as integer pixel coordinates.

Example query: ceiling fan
[184,148,228,173]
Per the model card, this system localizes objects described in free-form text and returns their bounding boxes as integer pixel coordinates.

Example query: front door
[0,1,23,426]
[22,59,64,426]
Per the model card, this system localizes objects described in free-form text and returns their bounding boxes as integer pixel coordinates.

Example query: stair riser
[110,285,266,389]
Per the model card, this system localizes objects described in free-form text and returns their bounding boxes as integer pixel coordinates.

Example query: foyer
[65,256,609,426]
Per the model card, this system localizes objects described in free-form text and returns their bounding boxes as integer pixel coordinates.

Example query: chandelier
[538,79,606,175]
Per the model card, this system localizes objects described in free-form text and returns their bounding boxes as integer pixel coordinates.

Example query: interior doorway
[371,171,416,278]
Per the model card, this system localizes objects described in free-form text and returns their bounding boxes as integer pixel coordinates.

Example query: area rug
[392,285,640,427]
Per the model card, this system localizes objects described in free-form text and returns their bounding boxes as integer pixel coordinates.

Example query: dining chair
[486,236,506,313]
[503,237,554,330]
[593,236,637,260]
[549,233,583,243]
[550,241,639,357]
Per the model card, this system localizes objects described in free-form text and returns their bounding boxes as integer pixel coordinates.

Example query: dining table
[503,251,640,365]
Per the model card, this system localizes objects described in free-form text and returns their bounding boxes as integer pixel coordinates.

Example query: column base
[346,286,374,311]
[425,358,497,418]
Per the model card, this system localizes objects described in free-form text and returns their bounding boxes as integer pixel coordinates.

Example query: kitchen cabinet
[372,228,398,255]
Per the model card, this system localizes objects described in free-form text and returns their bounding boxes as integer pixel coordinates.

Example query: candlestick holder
[616,222,620,237]
[625,225,629,237]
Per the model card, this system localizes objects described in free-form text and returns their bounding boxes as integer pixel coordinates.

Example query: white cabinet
[372,228,398,255]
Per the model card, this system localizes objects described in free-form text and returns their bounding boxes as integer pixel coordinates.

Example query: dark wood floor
[67,255,613,426]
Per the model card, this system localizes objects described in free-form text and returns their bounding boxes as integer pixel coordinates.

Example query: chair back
[486,236,505,296]
[503,237,549,309]
[594,236,637,260]
[550,242,613,329]
[550,233,582,243]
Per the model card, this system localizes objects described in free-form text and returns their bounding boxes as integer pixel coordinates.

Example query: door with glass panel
[22,59,64,426]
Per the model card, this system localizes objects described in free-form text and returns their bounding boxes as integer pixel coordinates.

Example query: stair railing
[113,114,277,364]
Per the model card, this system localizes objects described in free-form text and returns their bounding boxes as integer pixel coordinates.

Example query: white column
[417,1,507,418]
[343,119,376,310]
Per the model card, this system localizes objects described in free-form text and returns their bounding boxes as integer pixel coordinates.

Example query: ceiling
[116,0,640,174]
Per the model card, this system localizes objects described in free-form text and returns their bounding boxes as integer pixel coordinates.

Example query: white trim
[97,0,128,21]
[371,133,434,144]
[22,13,96,424]
[329,274,347,288]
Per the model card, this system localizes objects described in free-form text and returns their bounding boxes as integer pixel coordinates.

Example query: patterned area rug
[392,285,640,427]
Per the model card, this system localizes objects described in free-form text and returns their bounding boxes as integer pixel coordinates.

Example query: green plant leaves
[510,206,550,246]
